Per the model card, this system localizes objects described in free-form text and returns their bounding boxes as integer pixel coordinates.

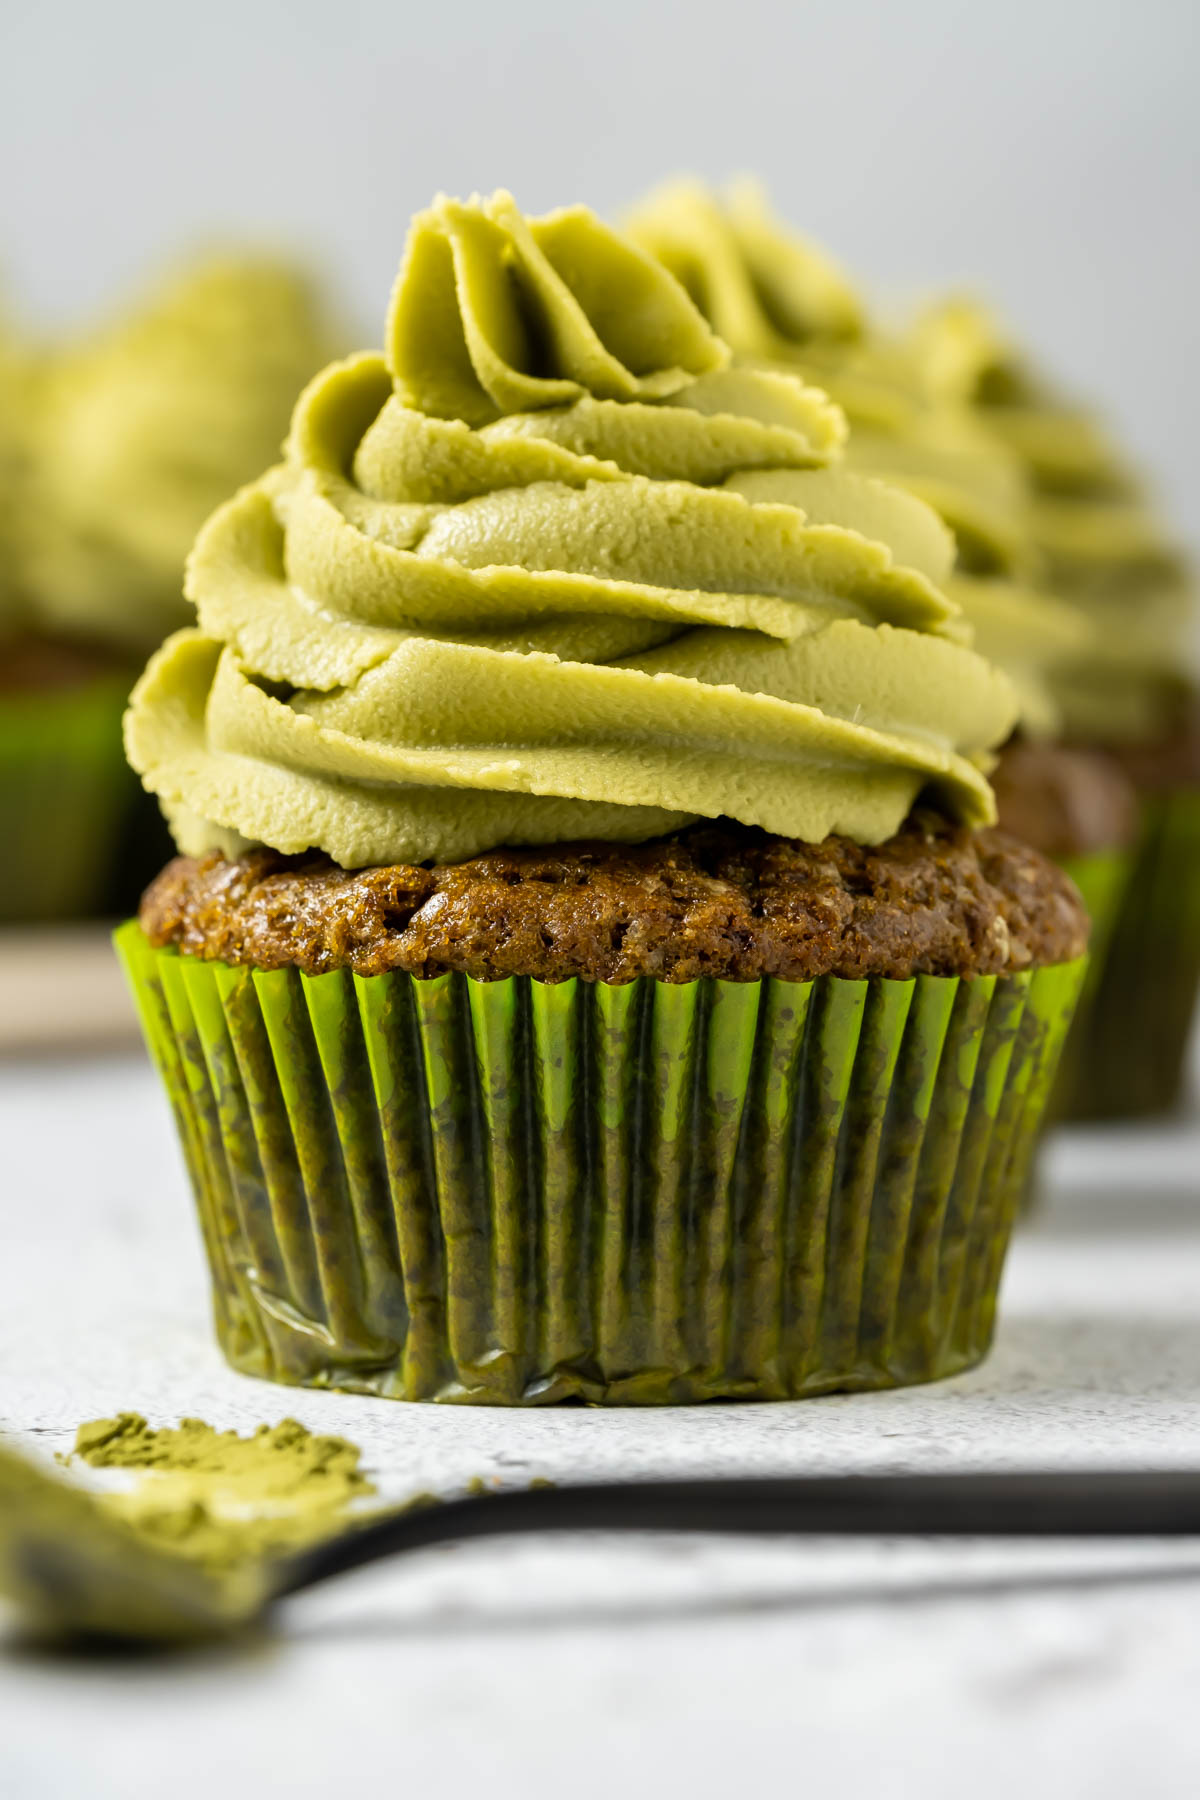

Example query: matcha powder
[65,1414,376,1573]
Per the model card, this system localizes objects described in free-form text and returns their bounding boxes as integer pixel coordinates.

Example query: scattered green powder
[64,1413,376,1574]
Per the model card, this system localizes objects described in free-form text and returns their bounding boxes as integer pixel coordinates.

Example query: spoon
[3,1436,1200,1646]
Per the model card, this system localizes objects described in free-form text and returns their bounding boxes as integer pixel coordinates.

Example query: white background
[2,0,1198,544]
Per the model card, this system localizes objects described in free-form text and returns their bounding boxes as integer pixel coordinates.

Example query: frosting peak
[126,193,1015,868]
[388,192,728,423]
[625,178,862,359]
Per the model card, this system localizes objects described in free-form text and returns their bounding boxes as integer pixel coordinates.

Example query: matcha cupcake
[0,306,37,622]
[0,255,335,923]
[915,300,1199,1118]
[0,308,133,921]
[118,192,1086,1406]
[948,578,1140,1126]
[626,179,1142,1120]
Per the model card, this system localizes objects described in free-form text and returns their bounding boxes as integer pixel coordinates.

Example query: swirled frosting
[946,575,1092,741]
[627,181,1175,747]
[30,255,335,654]
[913,300,1195,741]
[626,180,1034,582]
[126,192,1016,868]
[624,178,862,354]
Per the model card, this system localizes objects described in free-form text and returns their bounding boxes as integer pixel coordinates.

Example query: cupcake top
[913,299,1196,743]
[126,191,1016,870]
[29,254,335,656]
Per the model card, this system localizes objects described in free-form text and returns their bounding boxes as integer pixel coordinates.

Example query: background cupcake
[625,179,1145,1119]
[0,303,38,626]
[914,300,1199,1118]
[0,253,336,923]
[119,191,1085,1407]
[0,302,134,922]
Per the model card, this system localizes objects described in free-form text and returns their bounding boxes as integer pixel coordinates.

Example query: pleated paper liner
[1069,785,1200,1120]
[1041,846,1134,1125]
[116,923,1084,1406]
[0,675,133,923]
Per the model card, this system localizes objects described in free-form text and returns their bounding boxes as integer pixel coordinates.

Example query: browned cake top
[139,812,1088,985]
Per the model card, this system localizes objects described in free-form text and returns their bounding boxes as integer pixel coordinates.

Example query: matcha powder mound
[65,1414,376,1573]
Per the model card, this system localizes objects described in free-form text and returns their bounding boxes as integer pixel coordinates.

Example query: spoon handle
[279,1470,1200,1599]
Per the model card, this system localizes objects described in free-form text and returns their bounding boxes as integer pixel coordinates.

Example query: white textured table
[2,1044,1199,1800]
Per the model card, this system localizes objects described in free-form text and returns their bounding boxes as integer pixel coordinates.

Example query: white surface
[1,1047,1199,1800]
[0,927,140,1056]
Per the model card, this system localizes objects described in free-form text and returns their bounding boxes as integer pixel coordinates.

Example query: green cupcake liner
[1068,785,1200,1120]
[0,676,134,923]
[1042,845,1135,1125]
[115,922,1084,1406]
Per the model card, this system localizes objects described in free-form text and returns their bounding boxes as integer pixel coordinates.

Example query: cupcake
[626,179,1143,1119]
[0,306,37,621]
[1,255,335,923]
[947,579,1140,1125]
[915,300,1199,1118]
[0,308,134,921]
[118,192,1086,1406]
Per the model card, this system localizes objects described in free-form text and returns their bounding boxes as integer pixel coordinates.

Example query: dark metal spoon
[3,1436,1199,1646]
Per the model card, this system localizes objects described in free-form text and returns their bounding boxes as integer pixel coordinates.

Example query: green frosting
[624,177,863,354]
[946,574,1091,741]
[913,299,1195,742]
[626,180,1034,582]
[30,256,334,654]
[126,192,1016,868]
[625,181,1151,743]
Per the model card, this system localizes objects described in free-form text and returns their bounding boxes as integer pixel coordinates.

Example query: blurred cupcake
[0,304,37,620]
[0,254,335,923]
[118,191,1085,1407]
[915,301,1199,1118]
[32,256,337,653]
[1,306,133,922]
[626,179,1139,1117]
[947,576,1140,1124]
